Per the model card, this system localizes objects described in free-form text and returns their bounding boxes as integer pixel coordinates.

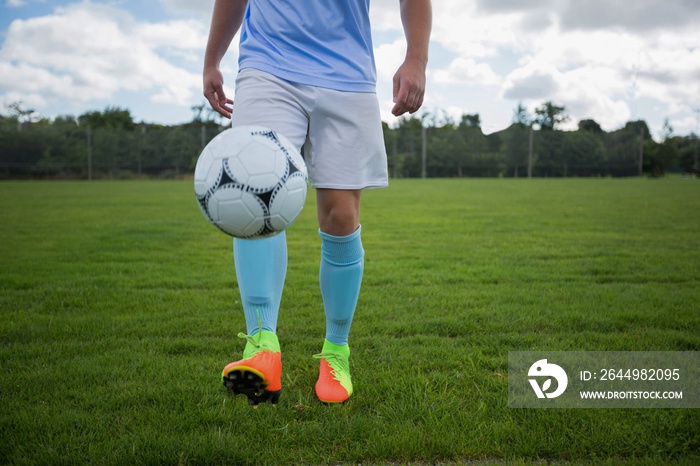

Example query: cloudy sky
[1,0,699,139]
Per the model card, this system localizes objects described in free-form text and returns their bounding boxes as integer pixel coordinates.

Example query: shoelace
[237,331,262,348]
[236,309,269,351]
[313,352,350,380]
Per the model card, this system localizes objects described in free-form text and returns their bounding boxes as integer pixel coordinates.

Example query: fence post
[638,127,644,176]
[527,126,534,178]
[421,125,427,179]
[87,125,93,181]
[693,108,699,174]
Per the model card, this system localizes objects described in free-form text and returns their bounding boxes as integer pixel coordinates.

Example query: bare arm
[203,0,249,119]
[392,0,432,116]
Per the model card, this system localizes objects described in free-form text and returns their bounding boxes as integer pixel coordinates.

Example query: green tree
[534,101,569,131]
[5,101,37,131]
[392,115,423,178]
[563,131,606,176]
[502,124,530,177]
[456,114,489,176]
[512,102,531,127]
[460,113,481,129]
[79,107,135,131]
[533,130,566,176]
[578,119,603,133]
[673,134,698,174]
[645,119,677,177]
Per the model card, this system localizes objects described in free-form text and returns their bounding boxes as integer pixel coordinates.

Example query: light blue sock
[233,232,287,334]
[319,226,364,346]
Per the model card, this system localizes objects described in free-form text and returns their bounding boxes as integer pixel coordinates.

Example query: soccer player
[203,0,431,405]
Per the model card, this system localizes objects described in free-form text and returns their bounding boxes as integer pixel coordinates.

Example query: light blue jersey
[238,0,377,93]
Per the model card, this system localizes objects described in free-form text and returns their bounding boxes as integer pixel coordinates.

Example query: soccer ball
[194,125,308,239]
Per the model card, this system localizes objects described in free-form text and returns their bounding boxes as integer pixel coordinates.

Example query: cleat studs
[268,391,281,405]
[221,364,280,407]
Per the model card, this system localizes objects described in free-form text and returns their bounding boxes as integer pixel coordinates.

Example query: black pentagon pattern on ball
[197,128,302,239]
[195,159,243,236]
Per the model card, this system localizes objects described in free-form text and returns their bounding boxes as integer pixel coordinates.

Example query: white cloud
[159,0,214,17]
[559,0,700,32]
[138,19,207,51]
[374,38,406,82]
[0,2,207,116]
[433,57,500,87]
[369,0,402,32]
[455,0,700,134]
[502,61,562,101]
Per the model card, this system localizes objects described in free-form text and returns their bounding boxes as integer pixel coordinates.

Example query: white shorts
[230,68,388,190]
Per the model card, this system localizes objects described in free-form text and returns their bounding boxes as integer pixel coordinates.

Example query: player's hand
[391,57,426,116]
[203,66,234,119]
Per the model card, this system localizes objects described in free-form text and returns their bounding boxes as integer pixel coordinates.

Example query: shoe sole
[317,395,350,404]
[222,366,281,406]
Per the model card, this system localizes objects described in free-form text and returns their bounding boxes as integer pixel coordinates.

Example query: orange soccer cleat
[314,340,353,403]
[222,330,282,406]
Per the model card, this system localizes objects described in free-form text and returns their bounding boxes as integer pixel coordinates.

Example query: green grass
[1,178,699,465]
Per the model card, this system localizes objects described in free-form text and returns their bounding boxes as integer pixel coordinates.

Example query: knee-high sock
[233,232,287,335]
[319,226,364,346]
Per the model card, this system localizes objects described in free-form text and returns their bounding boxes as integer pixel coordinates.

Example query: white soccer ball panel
[226,140,287,191]
[194,146,216,197]
[208,188,266,238]
[268,173,308,230]
[207,127,254,162]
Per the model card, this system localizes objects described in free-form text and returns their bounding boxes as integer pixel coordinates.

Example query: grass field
[1,178,699,465]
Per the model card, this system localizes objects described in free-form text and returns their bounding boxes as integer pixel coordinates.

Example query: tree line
[1,101,697,180]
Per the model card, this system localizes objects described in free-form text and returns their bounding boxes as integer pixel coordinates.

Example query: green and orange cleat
[313,340,353,403]
[222,330,282,406]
